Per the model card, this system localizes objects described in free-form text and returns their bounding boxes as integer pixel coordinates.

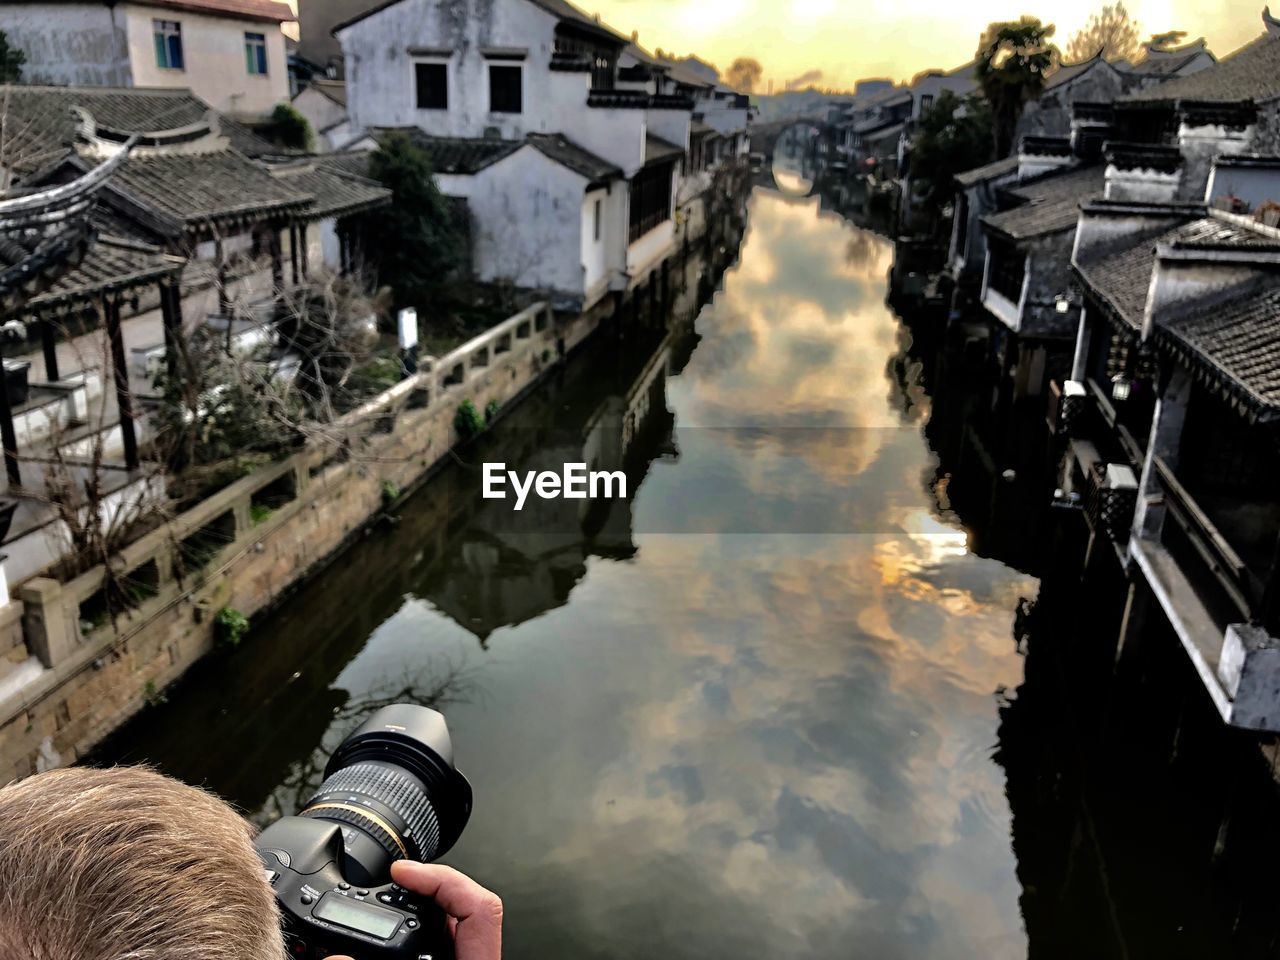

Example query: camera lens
[299,705,472,886]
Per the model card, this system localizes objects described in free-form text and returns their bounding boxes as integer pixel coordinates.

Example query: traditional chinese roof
[1075,211,1280,331]
[364,129,523,175]
[317,151,374,179]
[656,57,718,90]
[955,155,1018,188]
[981,165,1104,241]
[1044,52,1113,90]
[18,236,185,316]
[1122,32,1280,105]
[690,121,716,138]
[0,85,274,174]
[265,161,391,219]
[0,147,132,314]
[527,134,622,183]
[79,150,313,235]
[1154,283,1280,422]
[642,134,684,167]
[1124,46,1212,77]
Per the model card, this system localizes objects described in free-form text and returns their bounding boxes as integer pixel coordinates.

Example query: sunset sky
[578,0,1268,91]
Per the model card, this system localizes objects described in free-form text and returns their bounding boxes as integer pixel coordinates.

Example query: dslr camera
[256,705,473,959]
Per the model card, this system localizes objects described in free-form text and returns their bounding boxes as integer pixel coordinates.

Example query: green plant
[270,102,314,151]
[0,30,25,82]
[484,399,501,424]
[455,399,486,441]
[381,479,400,508]
[250,502,275,526]
[142,679,168,707]
[976,17,1059,157]
[356,132,464,310]
[215,607,250,648]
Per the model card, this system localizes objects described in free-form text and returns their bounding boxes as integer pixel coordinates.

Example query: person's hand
[324,862,501,960]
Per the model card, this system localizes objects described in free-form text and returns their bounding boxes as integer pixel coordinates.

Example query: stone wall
[0,301,605,782]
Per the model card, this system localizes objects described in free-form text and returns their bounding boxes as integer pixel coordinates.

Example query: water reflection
[97,190,1035,958]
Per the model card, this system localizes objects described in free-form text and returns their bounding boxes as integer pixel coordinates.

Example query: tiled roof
[528,134,622,182]
[21,236,184,313]
[137,0,293,20]
[1076,214,1280,330]
[0,84,274,175]
[100,151,312,228]
[335,0,627,44]
[1123,32,1280,104]
[1156,283,1280,419]
[955,155,1018,187]
[266,162,391,219]
[1045,53,1110,89]
[529,0,628,43]
[1125,50,1207,77]
[317,151,374,179]
[981,165,1104,240]
[366,129,523,174]
[306,78,347,107]
[642,133,684,167]
[658,57,717,90]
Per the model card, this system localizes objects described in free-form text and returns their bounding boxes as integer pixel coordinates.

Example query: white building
[291,78,351,150]
[0,0,294,119]
[335,0,725,312]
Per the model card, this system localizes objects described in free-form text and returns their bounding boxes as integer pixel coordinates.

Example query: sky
[578,0,1269,91]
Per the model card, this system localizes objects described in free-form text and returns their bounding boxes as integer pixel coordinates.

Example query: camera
[256,705,473,959]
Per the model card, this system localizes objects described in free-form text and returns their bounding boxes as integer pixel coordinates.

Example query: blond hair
[0,766,284,960]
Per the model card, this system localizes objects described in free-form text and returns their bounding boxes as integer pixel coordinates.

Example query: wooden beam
[104,296,139,471]
[0,337,20,487]
[40,320,60,382]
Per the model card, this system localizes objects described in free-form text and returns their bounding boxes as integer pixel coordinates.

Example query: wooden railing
[1152,455,1257,623]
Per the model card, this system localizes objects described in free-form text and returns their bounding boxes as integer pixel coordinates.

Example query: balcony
[1132,455,1280,730]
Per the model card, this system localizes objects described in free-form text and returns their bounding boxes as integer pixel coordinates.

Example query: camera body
[259,816,451,960]
[255,705,473,960]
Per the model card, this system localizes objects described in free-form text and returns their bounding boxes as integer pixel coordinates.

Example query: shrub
[455,399,486,440]
[215,607,250,648]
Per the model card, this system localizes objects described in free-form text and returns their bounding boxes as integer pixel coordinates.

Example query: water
[94,187,1280,958]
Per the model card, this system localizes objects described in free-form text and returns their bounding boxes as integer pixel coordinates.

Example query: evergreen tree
[0,30,25,82]
[976,18,1059,158]
[357,133,463,310]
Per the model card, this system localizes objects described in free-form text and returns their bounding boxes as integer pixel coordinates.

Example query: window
[489,65,522,114]
[245,32,268,75]
[628,163,673,243]
[153,19,184,70]
[919,94,934,114]
[593,199,601,241]
[415,62,447,110]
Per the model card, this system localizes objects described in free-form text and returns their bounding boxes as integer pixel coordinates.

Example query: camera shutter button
[300,894,314,906]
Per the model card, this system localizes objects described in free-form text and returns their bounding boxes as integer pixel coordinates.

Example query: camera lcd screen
[313,894,401,939]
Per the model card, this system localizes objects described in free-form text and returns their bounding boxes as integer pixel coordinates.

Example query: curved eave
[1151,324,1280,426]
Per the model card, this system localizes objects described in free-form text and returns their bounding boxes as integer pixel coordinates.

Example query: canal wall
[0,298,611,782]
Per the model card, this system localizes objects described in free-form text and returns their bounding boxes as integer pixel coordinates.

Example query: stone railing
[0,302,559,770]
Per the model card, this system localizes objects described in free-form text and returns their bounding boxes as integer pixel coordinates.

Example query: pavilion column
[159,277,183,382]
[215,236,230,315]
[104,296,139,472]
[40,319,60,382]
[0,337,21,487]
[287,224,299,286]
[298,222,309,279]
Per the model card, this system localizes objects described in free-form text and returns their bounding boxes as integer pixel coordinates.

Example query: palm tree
[975,18,1060,158]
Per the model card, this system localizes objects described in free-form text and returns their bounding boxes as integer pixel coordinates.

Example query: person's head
[0,766,283,960]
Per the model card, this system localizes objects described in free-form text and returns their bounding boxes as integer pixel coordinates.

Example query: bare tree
[38,323,169,628]
[0,85,71,192]
[1066,3,1143,63]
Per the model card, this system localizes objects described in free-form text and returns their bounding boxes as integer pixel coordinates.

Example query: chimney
[1104,142,1184,202]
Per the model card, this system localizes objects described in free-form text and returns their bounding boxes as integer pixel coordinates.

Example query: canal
[94,185,1280,958]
